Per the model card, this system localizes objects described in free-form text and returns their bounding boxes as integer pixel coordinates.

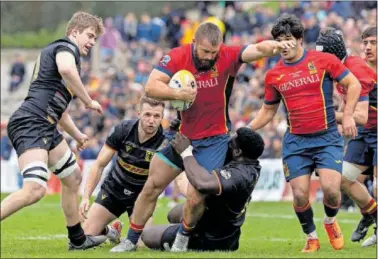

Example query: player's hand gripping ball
[168,70,197,111]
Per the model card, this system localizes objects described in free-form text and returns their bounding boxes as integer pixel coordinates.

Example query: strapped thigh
[22,161,49,188]
[49,149,78,179]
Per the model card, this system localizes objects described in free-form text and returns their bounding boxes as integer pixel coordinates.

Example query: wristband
[180,145,193,159]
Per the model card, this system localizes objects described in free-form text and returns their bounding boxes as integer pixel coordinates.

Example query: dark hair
[195,22,223,46]
[315,27,346,60]
[361,26,377,39]
[271,14,304,40]
[235,127,265,160]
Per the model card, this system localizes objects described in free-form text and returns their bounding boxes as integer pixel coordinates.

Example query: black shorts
[94,186,139,218]
[361,167,374,176]
[161,224,240,252]
[7,109,63,157]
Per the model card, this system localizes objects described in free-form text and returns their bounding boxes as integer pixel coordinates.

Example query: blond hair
[139,96,165,110]
[66,11,104,36]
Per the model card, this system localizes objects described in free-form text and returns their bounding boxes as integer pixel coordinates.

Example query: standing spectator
[100,17,121,60]
[9,54,25,93]
[123,13,138,42]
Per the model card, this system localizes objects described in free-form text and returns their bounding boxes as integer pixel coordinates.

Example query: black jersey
[19,37,81,123]
[195,160,261,239]
[101,119,166,198]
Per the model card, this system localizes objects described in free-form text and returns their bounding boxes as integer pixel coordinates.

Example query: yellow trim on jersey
[117,157,149,176]
[223,75,230,132]
[370,106,377,111]
[280,94,292,133]
[319,71,327,129]
[66,86,74,97]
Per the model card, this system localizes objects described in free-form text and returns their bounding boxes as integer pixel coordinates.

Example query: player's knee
[167,204,183,223]
[142,178,165,200]
[187,193,205,208]
[23,183,46,205]
[322,186,340,205]
[292,187,309,207]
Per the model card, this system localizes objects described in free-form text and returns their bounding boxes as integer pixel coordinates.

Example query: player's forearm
[60,68,92,106]
[344,83,361,117]
[145,79,180,101]
[248,105,277,130]
[83,163,104,199]
[336,110,367,125]
[183,157,219,195]
[255,40,281,58]
[58,112,82,141]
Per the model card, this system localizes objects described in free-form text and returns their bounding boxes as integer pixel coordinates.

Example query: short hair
[66,11,104,36]
[361,26,377,39]
[271,14,304,40]
[235,127,265,160]
[195,22,223,46]
[139,95,165,110]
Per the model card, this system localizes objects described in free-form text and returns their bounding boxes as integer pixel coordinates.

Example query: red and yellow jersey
[155,43,247,140]
[336,55,377,130]
[264,50,349,135]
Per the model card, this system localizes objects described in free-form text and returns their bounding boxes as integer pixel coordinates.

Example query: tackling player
[79,96,167,245]
[316,27,377,247]
[110,21,295,252]
[141,128,264,252]
[1,12,106,250]
[248,14,361,252]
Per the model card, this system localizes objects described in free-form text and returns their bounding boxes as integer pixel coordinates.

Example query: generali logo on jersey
[196,78,219,89]
[278,74,321,92]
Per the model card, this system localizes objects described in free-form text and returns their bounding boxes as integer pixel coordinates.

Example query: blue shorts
[282,130,344,182]
[344,130,377,166]
[157,133,230,172]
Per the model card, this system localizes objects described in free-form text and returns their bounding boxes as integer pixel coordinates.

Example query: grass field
[1,193,376,258]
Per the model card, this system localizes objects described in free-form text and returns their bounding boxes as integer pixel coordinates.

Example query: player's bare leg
[48,140,106,250]
[341,163,377,242]
[110,154,181,252]
[1,148,48,221]
[317,169,344,250]
[137,217,153,248]
[362,166,377,247]
[171,183,205,252]
[290,174,319,252]
[82,203,121,243]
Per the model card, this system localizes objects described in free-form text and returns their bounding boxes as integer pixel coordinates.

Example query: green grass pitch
[1,194,376,258]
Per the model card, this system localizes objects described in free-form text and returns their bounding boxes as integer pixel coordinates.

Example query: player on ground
[79,96,167,245]
[316,27,377,247]
[140,127,264,252]
[0,12,106,250]
[248,14,361,252]
[110,22,296,252]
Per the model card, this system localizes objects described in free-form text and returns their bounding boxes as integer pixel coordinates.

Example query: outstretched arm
[241,40,296,63]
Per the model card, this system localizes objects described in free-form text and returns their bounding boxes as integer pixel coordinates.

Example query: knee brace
[22,161,49,188]
[49,150,78,179]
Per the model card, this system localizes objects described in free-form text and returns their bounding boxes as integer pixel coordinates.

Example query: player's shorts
[95,188,135,218]
[157,134,230,172]
[361,167,374,176]
[282,129,343,182]
[344,131,377,166]
[160,224,240,251]
[7,108,63,157]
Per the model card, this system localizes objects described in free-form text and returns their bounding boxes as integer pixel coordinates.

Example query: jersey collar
[283,49,307,67]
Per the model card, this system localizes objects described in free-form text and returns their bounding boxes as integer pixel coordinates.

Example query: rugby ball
[168,70,197,111]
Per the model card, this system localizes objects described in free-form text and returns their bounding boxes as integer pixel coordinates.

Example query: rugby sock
[178,219,195,236]
[361,198,377,224]
[67,222,86,246]
[293,202,316,235]
[323,199,340,224]
[127,221,144,245]
[100,226,109,235]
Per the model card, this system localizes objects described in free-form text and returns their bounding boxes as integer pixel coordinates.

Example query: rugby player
[248,14,361,252]
[1,12,106,250]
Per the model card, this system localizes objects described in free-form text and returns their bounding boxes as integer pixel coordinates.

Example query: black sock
[324,201,340,218]
[100,226,109,236]
[294,202,316,234]
[67,223,86,246]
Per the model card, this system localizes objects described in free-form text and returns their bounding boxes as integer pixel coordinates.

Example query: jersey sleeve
[264,72,281,105]
[154,48,180,78]
[105,124,123,151]
[54,43,79,60]
[224,45,248,76]
[351,66,372,102]
[324,54,350,83]
[212,167,244,196]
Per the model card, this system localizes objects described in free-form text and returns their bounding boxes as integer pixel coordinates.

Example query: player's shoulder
[265,62,283,80]
[119,119,138,129]
[167,44,191,57]
[308,50,338,62]
[47,37,80,58]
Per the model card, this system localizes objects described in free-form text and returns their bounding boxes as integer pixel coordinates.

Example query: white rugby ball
[168,70,197,111]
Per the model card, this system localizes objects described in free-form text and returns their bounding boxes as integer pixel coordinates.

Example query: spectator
[8,54,25,93]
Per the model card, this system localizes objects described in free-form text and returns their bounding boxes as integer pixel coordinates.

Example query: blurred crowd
[2,1,377,162]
